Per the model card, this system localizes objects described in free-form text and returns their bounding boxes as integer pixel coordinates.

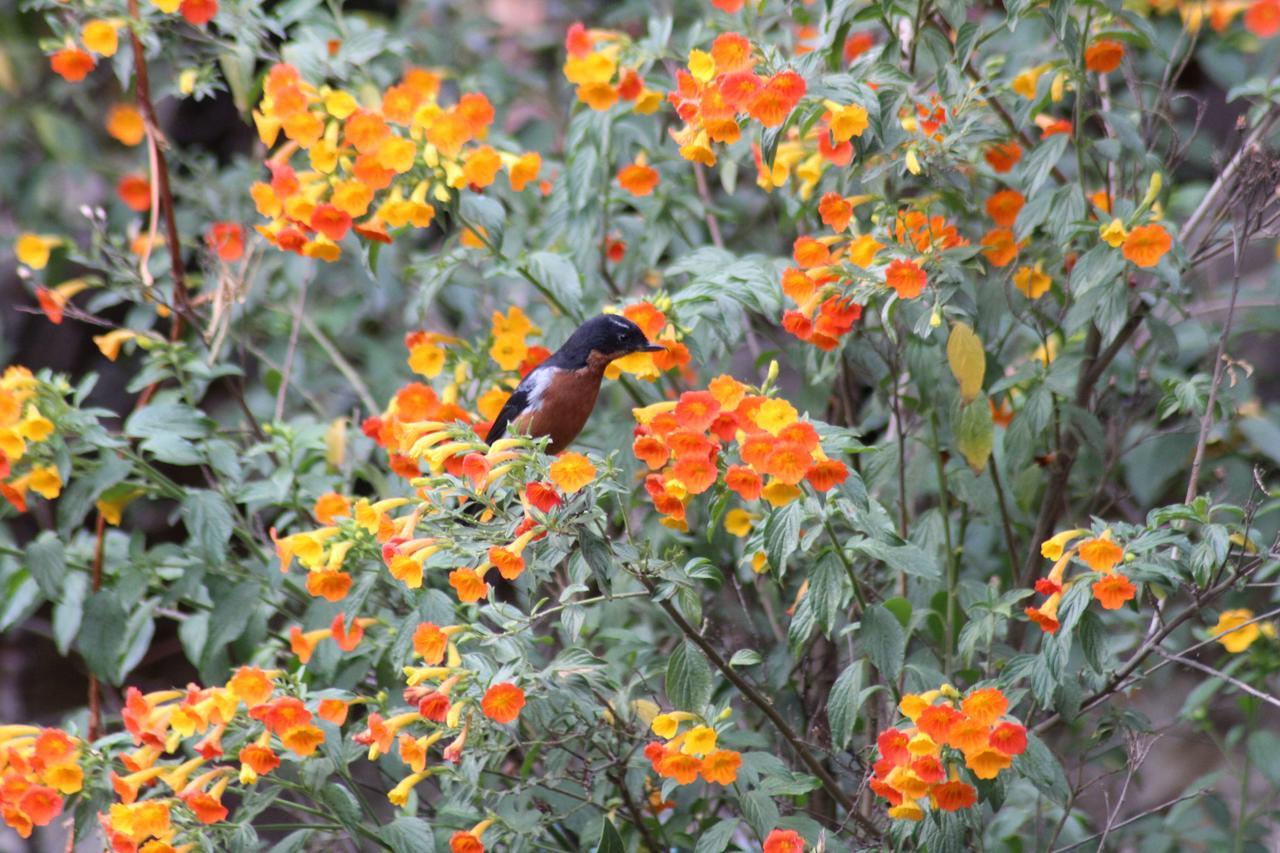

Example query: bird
[485,313,664,453]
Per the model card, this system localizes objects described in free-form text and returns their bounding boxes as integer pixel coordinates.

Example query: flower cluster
[1025,528,1138,633]
[749,95,869,200]
[49,0,219,85]
[251,63,541,261]
[780,204,969,349]
[94,668,344,850]
[871,685,1027,821]
[643,711,741,787]
[0,367,62,514]
[562,23,662,113]
[0,727,83,839]
[355,624,526,818]
[666,33,807,166]
[631,373,850,530]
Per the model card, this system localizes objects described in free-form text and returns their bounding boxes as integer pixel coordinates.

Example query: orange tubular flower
[1122,223,1171,267]
[763,829,805,853]
[885,259,927,298]
[449,567,490,603]
[1084,39,1125,73]
[617,161,660,196]
[481,683,526,724]
[1092,573,1137,609]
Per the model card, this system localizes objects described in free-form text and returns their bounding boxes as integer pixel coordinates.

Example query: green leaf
[693,818,739,853]
[765,501,802,574]
[1016,733,1070,803]
[182,490,235,564]
[729,649,761,667]
[78,591,126,684]
[666,640,713,710]
[202,582,260,668]
[740,789,780,836]
[528,252,584,316]
[849,539,940,580]
[953,396,994,473]
[828,663,864,749]
[946,323,985,403]
[596,819,625,853]
[25,532,66,598]
[1248,730,1280,787]
[860,604,906,680]
[380,816,436,853]
[53,571,88,655]
[317,783,363,835]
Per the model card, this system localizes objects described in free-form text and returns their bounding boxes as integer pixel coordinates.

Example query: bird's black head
[553,314,664,370]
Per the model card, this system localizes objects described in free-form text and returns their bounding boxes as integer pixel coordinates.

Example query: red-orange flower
[618,162,660,196]
[763,829,805,853]
[885,259,926,298]
[413,622,449,663]
[51,47,96,82]
[179,0,218,25]
[449,567,489,603]
[1084,39,1124,73]
[1122,223,1171,268]
[1092,573,1136,609]
[984,141,1022,173]
[481,682,526,724]
[818,192,854,232]
[932,780,977,812]
[989,721,1027,756]
[117,174,151,212]
[206,222,244,262]
[985,189,1025,227]
[1246,0,1280,36]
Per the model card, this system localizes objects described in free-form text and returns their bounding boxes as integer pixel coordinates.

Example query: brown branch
[607,768,661,853]
[126,0,192,343]
[637,577,881,839]
[1033,554,1265,733]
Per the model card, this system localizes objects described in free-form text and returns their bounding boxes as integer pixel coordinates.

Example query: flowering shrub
[5,0,1280,850]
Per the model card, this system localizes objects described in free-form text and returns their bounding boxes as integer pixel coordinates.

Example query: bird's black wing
[485,367,544,445]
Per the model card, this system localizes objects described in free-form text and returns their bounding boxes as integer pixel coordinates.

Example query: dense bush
[3,0,1280,850]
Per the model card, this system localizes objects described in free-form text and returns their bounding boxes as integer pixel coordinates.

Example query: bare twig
[86,512,106,741]
[275,274,311,422]
[1152,647,1280,711]
[299,313,380,415]
[637,575,881,839]
[1050,793,1199,853]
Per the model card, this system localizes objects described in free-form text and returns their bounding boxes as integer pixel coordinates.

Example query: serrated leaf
[828,663,864,749]
[694,818,739,853]
[953,396,994,473]
[53,571,88,655]
[25,532,66,598]
[666,640,713,710]
[380,816,435,853]
[78,590,126,684]
[860,604,906,680]
[729,649,761,667]
[946,323,985,403]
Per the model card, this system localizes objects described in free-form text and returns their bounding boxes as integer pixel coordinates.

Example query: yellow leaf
[953,397,994,474]
[946,323,985,404]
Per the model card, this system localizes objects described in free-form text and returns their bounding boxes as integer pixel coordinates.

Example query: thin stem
[929,412,958,676]
[300,313,380,415]
[637,575,881,839]
[86,512,106,741]
[1184,225,1243,504]
[275,273,310,422]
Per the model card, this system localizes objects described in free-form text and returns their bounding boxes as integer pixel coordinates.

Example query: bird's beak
[638,343,665,353]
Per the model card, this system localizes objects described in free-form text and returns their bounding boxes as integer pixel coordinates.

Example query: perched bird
[486,314,663,453]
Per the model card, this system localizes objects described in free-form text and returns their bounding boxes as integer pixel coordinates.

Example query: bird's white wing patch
[607,314,633,332]
[522,366,556,412]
